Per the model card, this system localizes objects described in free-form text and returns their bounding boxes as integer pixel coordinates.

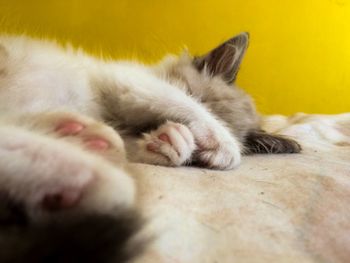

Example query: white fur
[0,35,243,217]
[0,35,242,169]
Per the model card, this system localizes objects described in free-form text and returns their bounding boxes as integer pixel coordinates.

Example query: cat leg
[0,114,135,218]
[126,121,196,166]
[99,73,241,170]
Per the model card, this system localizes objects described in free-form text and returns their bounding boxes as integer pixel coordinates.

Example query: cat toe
[162,121,196,157]
[84,137,110,151]
[158,133,171,144]
[139,121,196,166]
[55,121,85,135]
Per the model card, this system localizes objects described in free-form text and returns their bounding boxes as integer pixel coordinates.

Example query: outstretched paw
[137,121,196,166]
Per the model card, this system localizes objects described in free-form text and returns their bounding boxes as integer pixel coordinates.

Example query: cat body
[0,33,300,262]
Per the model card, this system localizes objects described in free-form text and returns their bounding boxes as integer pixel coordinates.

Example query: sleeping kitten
[0,32,300,171]
[0,32,300,262]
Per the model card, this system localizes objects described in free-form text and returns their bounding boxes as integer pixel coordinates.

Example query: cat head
[156,32,249,87]
[155,32,260,139]
[154,33,302,154]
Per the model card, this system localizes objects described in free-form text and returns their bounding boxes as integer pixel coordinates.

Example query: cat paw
[190,124,242,170]
[0,126,135,219]
[137,121,196,166]
[27,112,126,164]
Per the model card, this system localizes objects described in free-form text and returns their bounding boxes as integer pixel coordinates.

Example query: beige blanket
[133,113,350,263]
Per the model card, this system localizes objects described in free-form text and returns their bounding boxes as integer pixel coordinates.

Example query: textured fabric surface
[133,113,350,263]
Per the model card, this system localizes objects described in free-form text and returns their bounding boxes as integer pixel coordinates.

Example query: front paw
[137,121,196,166]
[190,125,242,170]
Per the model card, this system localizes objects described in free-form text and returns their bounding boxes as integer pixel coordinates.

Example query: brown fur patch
[0,44,8,76]
[244,130,302,154]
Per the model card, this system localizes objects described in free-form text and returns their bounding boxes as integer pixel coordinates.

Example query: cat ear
[193,32,249,83]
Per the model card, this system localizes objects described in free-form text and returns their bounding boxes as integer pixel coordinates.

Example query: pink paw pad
[84,138,110,151]
[158,133,171,144]
[146,142,159,152]
[41,189,82,211]
[146,133,172,153]
[55,121,85,136]
[55,121,111,151]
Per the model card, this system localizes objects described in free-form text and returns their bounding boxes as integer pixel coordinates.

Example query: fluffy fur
[0,32,301,261]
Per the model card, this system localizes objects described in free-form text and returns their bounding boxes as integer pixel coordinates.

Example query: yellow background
[0,0,349,114]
